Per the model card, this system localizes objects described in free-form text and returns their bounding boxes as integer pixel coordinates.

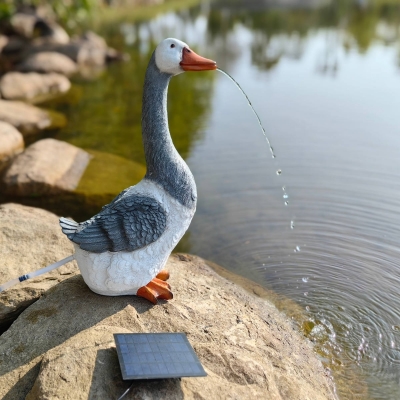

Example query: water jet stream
[217,68,276,159]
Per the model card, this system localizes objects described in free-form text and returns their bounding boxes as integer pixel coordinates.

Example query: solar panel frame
[114,333,207,380]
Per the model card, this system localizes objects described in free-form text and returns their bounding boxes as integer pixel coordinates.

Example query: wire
[0,254,75,292]
[116,382,134,400]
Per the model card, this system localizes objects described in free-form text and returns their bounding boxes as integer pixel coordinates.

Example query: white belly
[73,180,195,296]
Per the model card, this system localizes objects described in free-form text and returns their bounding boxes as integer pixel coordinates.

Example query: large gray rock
[0,203,78,327]
[0,122,24,169]
[0,100,66,135]
[0,253,335,400]
[18,52,78,76]
[0,72,71,101]
[2,139,91,196]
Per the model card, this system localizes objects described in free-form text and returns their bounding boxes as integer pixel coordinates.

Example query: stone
[10,12,69,44]
[0,100,66,135]
[0,122,24,169]
[0,35,26,56]
[9,13,37,39]
[0,253,335,400]
[0,35,8,54]
[2,139,91,196]
[0,150,146,222]
[33,20,70,45]
[0,72,71,101]
[80,30,108,50]
[0,203,78,328]
[69,41,109,66]
[22,33,124,68]
[18,52,78,76]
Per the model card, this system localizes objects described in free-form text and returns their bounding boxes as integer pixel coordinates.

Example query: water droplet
[295,246,301,252]
[284,201,289,206]
[302,277,309,283]
[290,221,295,229]
[276,169,282,175]
[283,194,289,199]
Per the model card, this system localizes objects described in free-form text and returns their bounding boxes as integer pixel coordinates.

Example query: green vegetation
[93,0,201,27]
[0,0,96,24]
[0,0,201,27]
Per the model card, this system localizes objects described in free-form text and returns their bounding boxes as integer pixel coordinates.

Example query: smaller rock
[2,138,91,196]
[0,100,65,135]
[0,72,71,101]
[9,13,38,39]
[0,122,24,170]
[33,19,70,44]
[74,42,109,66]
[23,34,124,67]
[80,30,108,50]
[0,35,8,54]
[0,35,26,55]
[10,12,69,44]
[19,52,78,76]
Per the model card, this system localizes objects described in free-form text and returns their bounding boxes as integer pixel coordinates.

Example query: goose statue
[59,38,217,304]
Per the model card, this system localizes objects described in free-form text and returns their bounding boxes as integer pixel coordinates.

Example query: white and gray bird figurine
[58,38,217,304]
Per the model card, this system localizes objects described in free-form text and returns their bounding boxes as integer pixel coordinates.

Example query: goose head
[155,38,217,76]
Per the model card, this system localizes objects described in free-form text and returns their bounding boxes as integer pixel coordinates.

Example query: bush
[0,0,97,25]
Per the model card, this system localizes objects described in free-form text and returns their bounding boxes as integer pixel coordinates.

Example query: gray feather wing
[69,195,167,253]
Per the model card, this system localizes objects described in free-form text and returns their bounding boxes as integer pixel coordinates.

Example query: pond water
[48,1,400,398]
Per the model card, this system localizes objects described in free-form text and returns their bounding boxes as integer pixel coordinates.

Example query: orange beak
[180,47,217,71]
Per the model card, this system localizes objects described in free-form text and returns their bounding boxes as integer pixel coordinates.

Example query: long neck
[141,53,197,209]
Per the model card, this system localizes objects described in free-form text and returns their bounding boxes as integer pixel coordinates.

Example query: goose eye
[170,44,175,48]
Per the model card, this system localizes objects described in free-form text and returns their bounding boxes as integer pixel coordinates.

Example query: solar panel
[114,333,207,380]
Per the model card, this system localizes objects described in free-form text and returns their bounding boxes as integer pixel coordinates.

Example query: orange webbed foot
[156,269,170,281]
[137,275,173,304]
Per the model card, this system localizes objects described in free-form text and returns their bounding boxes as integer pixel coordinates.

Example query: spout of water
[216,67,276,159]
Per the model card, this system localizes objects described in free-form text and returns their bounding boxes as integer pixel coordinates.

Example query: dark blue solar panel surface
[114,333,207,380]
